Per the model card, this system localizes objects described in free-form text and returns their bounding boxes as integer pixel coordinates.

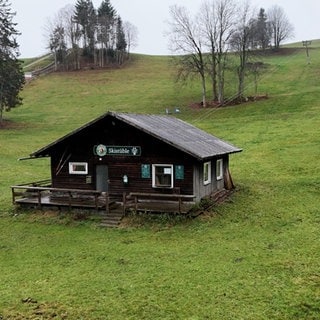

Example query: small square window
[69,162,88,175]
[203,161,211,185]
[216,159,223,180]
[152,164,174,188]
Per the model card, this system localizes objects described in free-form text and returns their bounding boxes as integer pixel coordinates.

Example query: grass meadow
[0,44,320,319]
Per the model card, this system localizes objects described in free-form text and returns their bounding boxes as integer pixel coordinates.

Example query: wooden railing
[14,179,52,187]
[32,62,55,77]
[123,192,195,214]
[11,181,195,214]
[11,182,116,213]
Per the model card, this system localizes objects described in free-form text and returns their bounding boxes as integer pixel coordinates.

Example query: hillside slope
[1,47,320,319]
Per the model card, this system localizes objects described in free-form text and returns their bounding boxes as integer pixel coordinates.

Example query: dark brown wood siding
[51,152,95,190]
[50,119,196,196]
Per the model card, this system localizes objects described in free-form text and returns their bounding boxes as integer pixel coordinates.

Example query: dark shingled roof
[31,111,242,160]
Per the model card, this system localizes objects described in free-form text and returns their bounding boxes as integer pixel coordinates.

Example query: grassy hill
[0,45,320,319]
[21,54,54,72]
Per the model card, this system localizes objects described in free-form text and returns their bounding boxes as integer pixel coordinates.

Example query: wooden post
[94,194,98,210]
[68,191,72,208]
[302,40,312,64]
[178,196,182,214]
[37,190,42,209]
[134,195,138,211]
[122,192,126,216]
[11,187,15,204]
[105,192,109,214]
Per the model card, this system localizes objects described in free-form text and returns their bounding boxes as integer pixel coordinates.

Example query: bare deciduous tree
[123,21,138,58]
[45,14,64,71]
[268,5,294,49]
[230,1,255,100]
[201,0,236,104]
[168,5,207,106]
[49,26,67,70]
[45,5,80,70]
[60,4,82,70]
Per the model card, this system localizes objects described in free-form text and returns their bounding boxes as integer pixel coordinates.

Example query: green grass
[1,48,320,319]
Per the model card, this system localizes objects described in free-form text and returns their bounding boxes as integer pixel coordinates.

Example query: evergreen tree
[97,0,117,65]
[74,0,96,57]
[116,17,126,64]
[253,8,271,50]
[0,0,25,124]
[47,0,131,69]
[98,0,116,18]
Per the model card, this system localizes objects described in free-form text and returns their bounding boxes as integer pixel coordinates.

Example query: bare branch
[268,5,294,49]
[167,5,207,106]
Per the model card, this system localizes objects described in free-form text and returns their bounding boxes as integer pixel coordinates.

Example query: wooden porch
[11,180,196,217]
[11,180,113,211]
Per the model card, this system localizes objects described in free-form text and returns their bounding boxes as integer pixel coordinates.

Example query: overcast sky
[11,0,320,58]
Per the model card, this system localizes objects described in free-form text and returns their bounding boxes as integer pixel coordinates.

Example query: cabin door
[96,165,109,192]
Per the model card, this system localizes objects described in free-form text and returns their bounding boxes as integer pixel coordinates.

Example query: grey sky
[11,0,320,58]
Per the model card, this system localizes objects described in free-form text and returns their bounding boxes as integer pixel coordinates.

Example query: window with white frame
[216,159,223,180]
[203,161,211,185]
[69,162,88,175]
[152,164,174,188]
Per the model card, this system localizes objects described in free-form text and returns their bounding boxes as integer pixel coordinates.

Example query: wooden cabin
[12,112,242,215]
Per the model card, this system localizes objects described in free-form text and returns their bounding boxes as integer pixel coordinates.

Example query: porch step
[211,189,233,204]
[100,206,124,228]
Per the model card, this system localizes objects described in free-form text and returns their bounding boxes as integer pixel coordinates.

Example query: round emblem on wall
[95,144,107,157]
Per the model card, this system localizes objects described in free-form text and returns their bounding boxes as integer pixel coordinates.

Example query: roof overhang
[25,111,243,161]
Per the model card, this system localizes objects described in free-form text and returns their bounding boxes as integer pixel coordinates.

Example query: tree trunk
[0,108,3,125]
[217,60,225,105]
[238,70,245,100]
[0,85,3,124]
[54,50,58,71]
[237,44,247,100]
[211,51,218,101]
[201,73,207,107]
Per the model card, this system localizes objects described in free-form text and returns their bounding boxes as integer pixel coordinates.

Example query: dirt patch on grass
[263,47,302,56]
[0,119,29,130]
[2,299,68,319]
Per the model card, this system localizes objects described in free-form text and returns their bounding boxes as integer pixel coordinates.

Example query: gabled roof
[31,111,242,161]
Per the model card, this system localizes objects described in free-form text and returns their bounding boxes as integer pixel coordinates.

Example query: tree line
[46,0,138,71]
[167,0,294,106]
[0,0,294,123]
